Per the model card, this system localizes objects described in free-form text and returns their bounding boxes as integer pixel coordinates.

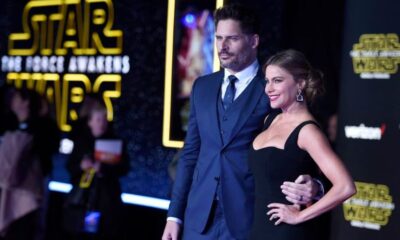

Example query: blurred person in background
[65,100,128,240]
[0,85,16,136]
[0,87,59,240]
[326,113,338,147]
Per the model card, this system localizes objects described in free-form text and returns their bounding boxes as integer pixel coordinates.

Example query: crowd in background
[0,84,128,240]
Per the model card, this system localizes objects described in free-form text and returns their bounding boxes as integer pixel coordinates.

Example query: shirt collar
[223,60,259,84]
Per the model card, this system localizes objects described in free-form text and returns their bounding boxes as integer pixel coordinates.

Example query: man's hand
[161,220,180,240]
[281,175,319,205]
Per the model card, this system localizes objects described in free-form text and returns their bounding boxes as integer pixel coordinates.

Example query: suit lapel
[222,73,265,148]
[205,71,224,147]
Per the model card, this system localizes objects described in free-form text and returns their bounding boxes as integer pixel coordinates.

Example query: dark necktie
[223,75,238,110]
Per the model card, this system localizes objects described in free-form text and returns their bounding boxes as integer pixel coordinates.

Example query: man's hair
[214,3,260,35]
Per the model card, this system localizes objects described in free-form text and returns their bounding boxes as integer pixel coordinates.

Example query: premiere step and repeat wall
[332,0,399,239]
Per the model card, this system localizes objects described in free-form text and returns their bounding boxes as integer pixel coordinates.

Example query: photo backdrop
[332,0,400,239]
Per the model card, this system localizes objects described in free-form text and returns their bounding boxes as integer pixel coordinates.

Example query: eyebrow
[268,76,284,81]
[215,34,242,38]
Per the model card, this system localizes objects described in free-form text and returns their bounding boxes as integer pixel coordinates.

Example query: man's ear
[251,34,259,49]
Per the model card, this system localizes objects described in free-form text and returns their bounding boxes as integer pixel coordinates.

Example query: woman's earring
[296,89,304,102]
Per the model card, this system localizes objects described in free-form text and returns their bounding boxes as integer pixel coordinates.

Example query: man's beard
[219,52,250,71]
[220,58,239,70]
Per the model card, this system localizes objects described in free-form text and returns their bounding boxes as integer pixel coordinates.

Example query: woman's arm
[267,124,356,225]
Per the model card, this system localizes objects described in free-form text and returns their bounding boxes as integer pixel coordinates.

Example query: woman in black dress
[248,49,355,240]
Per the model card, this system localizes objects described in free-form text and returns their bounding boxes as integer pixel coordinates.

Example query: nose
[265,82,274,94]
[220,39,228,50]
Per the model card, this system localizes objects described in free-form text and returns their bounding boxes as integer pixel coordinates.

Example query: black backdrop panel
[332,0,400,239]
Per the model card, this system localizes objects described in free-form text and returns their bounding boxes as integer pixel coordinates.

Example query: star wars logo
[0,0,130,131]
[343,181,395,230]
[350,34,400,79]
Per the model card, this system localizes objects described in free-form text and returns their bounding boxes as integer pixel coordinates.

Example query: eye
[227,36,240,41]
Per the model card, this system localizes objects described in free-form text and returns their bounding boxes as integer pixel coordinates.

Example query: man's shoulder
[193,71,223,89]
[197,71,223,81]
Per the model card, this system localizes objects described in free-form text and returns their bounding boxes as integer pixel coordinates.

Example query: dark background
[331,0,400,239]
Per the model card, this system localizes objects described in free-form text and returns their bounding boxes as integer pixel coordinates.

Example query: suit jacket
[168,70,270,239]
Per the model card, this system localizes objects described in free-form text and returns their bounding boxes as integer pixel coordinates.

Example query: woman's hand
[267,203,302,225]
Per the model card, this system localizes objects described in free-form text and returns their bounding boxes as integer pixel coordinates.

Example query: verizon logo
[344,124,386,140]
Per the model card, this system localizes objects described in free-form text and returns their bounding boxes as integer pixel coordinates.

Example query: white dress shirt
[220,60,259,100]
